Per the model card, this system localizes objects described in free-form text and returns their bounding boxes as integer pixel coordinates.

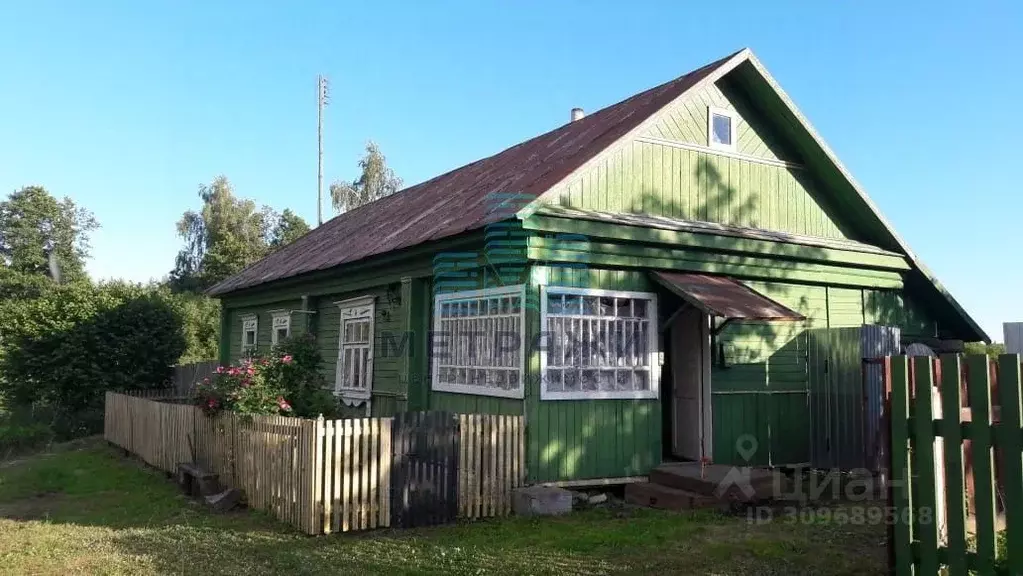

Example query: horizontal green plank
[523,216,910,271]
[534,238,909,281]
[528,247,904,289]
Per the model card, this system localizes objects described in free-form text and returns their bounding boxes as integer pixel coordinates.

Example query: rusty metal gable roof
[207,52,739,296]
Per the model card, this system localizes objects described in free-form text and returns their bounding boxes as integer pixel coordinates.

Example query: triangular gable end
[518,49,988,342]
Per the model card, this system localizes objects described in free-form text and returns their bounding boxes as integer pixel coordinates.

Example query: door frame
[666,307,713,461]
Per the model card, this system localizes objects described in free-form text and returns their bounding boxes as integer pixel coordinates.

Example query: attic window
[707,106,735,151]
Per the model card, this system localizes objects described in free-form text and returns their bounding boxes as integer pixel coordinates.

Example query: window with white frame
[431,285,525,399]
[541,287,659,400]
[707,106,735,151]
[271,311,291,345]
[335,296,375,402]
[241,315,258,355]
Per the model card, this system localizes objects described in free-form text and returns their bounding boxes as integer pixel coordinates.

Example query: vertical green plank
[997,354,1023,575]
[218,305,231,366]
[940,354,967,575]
[889,356,914,576]
[912,356,939,575]
[967,355,997,573]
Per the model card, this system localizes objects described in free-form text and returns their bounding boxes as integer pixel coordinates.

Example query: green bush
[0,413,54,459]
[0,280,187,439]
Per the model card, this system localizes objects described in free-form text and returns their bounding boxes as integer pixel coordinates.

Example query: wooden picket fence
[889,354,1022,575]
[104,392,525,535]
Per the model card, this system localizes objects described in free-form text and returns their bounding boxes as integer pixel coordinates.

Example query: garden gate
[390,411,460,528]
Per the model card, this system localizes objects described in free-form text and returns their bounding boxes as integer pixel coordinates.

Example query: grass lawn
[0,440,887,575]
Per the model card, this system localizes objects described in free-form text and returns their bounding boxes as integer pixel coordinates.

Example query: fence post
[968,354,998,573]
[889,356,913,576]
[998,354,1023,574]
[912,356,940,575]
[940,354,967,574]
[311,415,325,535]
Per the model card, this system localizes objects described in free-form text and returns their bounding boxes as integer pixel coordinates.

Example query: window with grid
[431,285,525,399]
[335,296,375,400]
[541,287,659,400]
[271,311,291,345]
[241,315,258,355]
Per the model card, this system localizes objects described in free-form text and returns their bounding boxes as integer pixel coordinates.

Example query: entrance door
[670,307,710,460]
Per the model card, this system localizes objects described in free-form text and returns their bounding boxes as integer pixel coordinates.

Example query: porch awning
[650,271,805,321]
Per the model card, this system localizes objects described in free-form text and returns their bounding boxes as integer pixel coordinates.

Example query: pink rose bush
[195,351,296,416]
[194,334,339,419]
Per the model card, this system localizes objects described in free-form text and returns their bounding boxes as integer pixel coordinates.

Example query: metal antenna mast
[317,75,330,225]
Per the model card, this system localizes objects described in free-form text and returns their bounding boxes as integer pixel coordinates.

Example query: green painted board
[967,355,997,573]
[996,355,1023,574]
[939,354,967,575]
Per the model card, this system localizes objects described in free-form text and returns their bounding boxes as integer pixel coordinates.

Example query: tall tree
[270,208,311,248]
[330,141,403,214]
[0,186,98,283]
[171,176,310,291]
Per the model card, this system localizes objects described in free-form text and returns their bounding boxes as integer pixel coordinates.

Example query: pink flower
[246,367,255,376]
[207,398,218,409]
[281,355,293,364]
[277,396,292,412]
[227,367,240,376]
[215,366,224,374]
[202,377,210,384]
[240,378,251,388]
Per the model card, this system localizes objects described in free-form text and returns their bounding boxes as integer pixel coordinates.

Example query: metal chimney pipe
[571,107,585,122]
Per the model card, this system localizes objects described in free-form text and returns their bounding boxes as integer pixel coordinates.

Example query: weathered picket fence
[889,354,1022,574]
[104,392,524,535]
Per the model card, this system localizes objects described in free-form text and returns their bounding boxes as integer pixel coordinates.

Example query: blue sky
[1,1,1019,341]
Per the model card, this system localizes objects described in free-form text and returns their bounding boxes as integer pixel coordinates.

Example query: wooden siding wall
[223,284,412,419]
[710,280,941,465]
[227,299,305,360]
[644,82,794,161]
[526,265,662,483]
[542,83,852,240]
[315,284,406,418]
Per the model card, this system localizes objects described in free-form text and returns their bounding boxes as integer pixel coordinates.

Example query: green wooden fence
[889,353,1021,575]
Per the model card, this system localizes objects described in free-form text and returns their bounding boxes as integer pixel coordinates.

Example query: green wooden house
[208,48,987,485]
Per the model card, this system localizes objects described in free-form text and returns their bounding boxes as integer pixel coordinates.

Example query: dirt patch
[0,491,66,521]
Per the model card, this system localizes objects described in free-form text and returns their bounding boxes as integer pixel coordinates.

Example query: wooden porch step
[624,482,721,511]
[649,462,778,502]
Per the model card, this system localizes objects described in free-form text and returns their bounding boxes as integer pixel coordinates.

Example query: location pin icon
[736,434,758,463]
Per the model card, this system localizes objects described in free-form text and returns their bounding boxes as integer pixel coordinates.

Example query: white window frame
[540,286,660,401]
[431,284,526,400]
[271,310,291,346]
[707,105,736,152]
[334,295,375,401]
[241,314,258,355]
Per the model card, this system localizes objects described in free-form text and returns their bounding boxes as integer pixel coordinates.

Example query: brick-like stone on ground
[512,486,573,517]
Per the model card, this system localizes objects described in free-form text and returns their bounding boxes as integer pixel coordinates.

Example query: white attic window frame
[707,105,737,152]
